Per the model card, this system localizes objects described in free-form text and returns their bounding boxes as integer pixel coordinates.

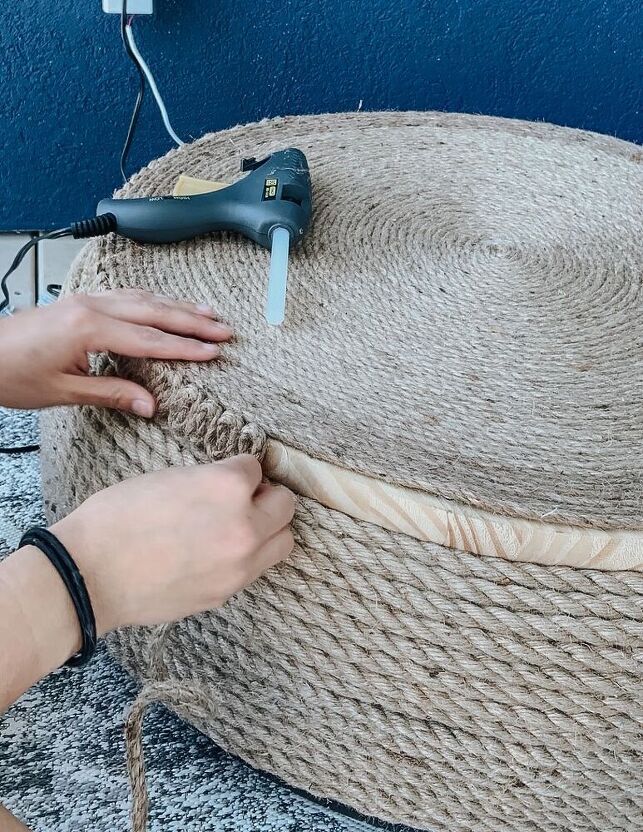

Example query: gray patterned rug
[0,408,414,832]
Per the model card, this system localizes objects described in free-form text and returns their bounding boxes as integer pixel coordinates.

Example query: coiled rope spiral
[41,112,642,832]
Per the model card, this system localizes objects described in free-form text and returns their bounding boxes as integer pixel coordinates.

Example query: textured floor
[0,407,405,832]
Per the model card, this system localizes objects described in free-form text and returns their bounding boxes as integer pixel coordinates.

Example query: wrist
[0,546,81,704]
[50,514,115,637]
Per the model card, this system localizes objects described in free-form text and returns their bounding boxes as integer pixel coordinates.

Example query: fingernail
[132,399,155,418]
[196,303,214,316]
[212,323,234,338]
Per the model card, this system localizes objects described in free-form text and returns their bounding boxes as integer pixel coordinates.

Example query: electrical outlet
[102,0,153,13]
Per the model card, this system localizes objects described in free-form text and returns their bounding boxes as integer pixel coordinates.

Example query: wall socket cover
[102,0,154,13]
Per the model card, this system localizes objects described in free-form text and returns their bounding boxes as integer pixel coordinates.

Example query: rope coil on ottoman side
[39,111,643,832]
[115,499,643,832]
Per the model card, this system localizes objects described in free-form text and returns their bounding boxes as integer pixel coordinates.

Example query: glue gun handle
[96,195,225,244]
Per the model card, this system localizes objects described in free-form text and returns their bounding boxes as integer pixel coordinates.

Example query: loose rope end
[125,690,153,832]
[124,678,214,832]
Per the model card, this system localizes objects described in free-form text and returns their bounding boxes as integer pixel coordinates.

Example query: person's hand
[0,455,295,713]
[50,455,296,634]
[0,290,233,416]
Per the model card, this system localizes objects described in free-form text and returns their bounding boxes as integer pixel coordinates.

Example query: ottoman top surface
[91,112,642,530]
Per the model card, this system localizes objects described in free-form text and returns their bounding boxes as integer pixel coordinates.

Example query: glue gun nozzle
[265,227,291,326]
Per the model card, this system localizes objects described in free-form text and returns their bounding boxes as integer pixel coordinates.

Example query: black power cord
[0,444,40,455]
[0,445,40,455]
[0,215,117,316]
[0,228,73,315]
[120,3,147,183]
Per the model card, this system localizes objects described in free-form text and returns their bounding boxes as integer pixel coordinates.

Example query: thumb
[64,375,157,418]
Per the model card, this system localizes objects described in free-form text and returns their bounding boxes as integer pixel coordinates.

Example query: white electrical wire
[125,23,184,147]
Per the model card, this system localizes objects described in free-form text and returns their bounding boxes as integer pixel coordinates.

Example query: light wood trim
[264,442,643,572]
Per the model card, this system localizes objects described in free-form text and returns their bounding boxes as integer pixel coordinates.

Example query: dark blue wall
[0,0,640,230]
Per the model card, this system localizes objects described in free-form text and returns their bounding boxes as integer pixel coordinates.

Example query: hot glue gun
[98,148,313,325]
[0,148,312,324]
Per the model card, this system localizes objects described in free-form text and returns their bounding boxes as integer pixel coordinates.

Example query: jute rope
[39,112,642,832]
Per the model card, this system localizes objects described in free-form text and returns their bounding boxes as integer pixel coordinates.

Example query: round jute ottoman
[41,112,643,832]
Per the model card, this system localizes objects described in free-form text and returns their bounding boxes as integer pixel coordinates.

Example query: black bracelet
[19,527,97,668]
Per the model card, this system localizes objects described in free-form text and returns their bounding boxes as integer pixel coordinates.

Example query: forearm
[0,805,30,831]
[0,317,17,408]
[0,546,80,712]
[0,548,72,832]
